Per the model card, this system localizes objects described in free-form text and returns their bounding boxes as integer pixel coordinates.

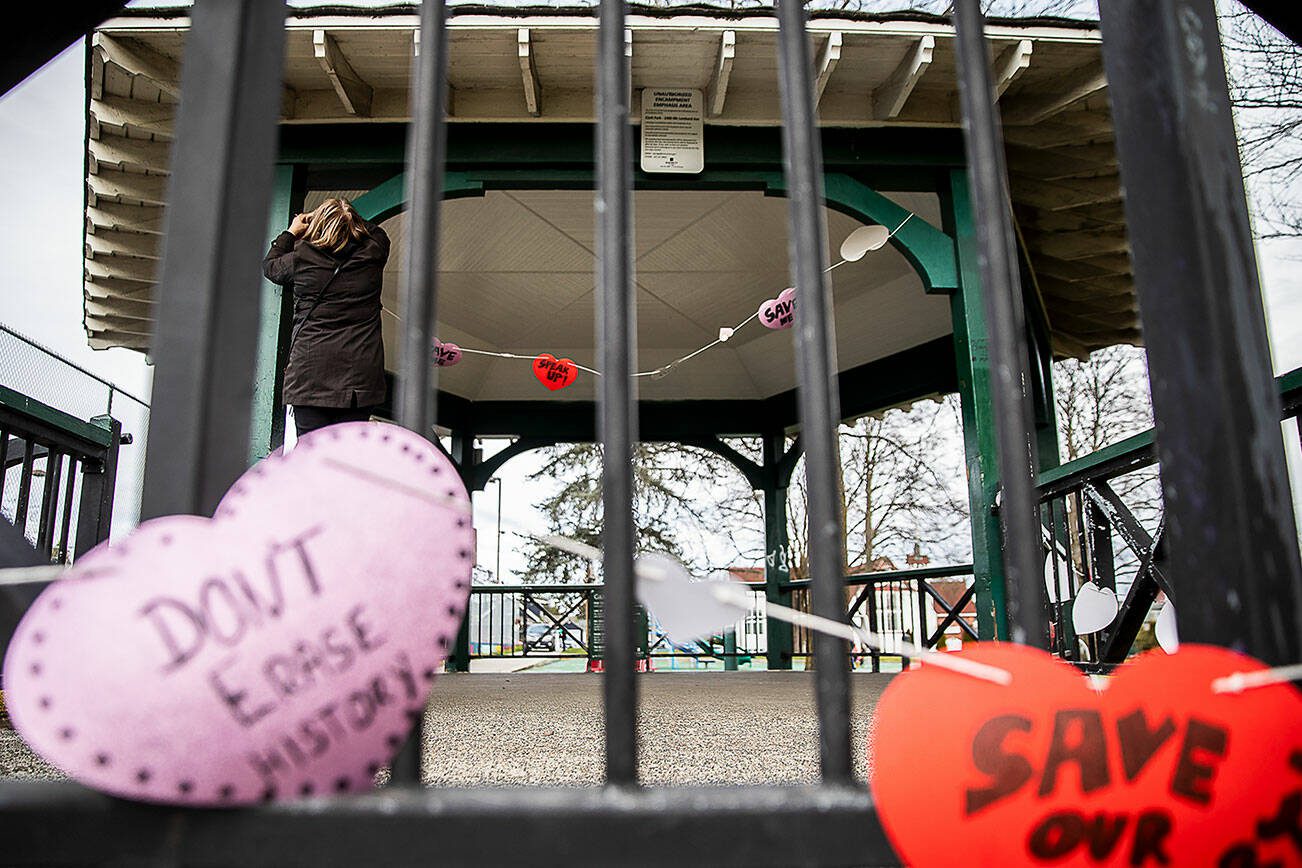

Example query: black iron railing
[1,0,1299,864]
[0,385,121,563]
[1034,365,1302,670]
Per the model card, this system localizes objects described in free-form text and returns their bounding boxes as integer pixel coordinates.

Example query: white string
[1211,663,1302,694]
[381,213,918,384]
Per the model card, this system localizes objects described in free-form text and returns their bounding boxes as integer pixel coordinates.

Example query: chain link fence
[0,324,149,543]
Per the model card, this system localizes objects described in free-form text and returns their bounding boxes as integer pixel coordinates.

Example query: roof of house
[84,4,1135,372]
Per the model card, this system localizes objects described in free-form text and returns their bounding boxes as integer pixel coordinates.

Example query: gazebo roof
[84,3,1135,382]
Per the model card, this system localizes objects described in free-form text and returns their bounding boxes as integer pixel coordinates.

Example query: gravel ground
[419,672,892,786]
[2,672,893,787]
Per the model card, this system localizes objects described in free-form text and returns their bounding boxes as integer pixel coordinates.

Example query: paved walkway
[2,672,894,787]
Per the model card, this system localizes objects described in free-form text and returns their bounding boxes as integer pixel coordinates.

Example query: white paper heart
[839,225,890,261]
[1156,602,1179,653]
[2,421,473,806]
[1043,552,1073,601]
[1071,581,1119,634]
[634,553,748,645]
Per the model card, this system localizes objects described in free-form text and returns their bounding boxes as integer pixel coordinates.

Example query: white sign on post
[640,89,704,174]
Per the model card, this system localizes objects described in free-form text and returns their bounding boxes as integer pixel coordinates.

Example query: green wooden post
[762,431,794,670]
[944,169,1008,641]
[249,163,304,462]
[450,428,476,672]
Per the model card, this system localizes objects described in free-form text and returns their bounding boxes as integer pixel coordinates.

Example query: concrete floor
[2,672,894,787]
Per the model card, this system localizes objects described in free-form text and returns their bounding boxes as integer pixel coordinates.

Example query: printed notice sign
[640,89,704,174]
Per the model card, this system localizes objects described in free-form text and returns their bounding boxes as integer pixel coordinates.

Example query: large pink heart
[758,287,796,330]
[2,422,473,806]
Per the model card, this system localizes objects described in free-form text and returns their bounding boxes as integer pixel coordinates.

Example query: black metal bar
[596,0,638,786]
[73,418,120,559]
[774,0,852,785]
[398,0,449,438]
[926,584,978,647]
[140,0,287,520]
[1082,483,1174,602]
[867,581,880,672]
[0,425,9,505]
[1098,0,1302,664]
[14,437,34,529]
[0,781,896,867]
[951,0,1045,648]
[36,450,61,559]
[57,460,77,564]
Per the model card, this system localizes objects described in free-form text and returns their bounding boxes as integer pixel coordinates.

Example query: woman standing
[262,198,390,437]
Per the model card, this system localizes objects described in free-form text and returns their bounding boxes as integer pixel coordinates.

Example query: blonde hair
[302,198,369,254]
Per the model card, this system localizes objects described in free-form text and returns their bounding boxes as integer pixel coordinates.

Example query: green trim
[249,164,302,463]
[945,169,1008,642]
[353,168,958,296]
[277,124,967,172]
[0,385,113,448]
[1037,430,1155,491]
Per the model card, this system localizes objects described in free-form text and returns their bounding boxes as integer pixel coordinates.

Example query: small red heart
[532,353,578,391]
[871,643,1302,867]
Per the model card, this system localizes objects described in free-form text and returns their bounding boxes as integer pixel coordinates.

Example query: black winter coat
[262,221,390,408]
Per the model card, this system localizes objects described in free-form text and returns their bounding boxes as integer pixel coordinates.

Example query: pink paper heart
[433,341,462,367]
[758,287,796,330]
[2,422,473,806]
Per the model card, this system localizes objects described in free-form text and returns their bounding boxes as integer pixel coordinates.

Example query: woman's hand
[289,212,312,237]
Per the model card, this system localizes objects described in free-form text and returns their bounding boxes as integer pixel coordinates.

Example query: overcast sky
[0,27,1298,573]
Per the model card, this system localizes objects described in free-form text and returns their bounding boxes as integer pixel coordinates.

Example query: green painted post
[249,164,303,462]
[762,432,794,670]
[723,628,738,671]
[944,170,1009,641]
[450,428,476,672]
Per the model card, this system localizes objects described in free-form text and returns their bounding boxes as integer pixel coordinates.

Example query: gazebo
[83,3,1139,654]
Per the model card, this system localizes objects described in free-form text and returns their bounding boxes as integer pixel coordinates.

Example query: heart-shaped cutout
[533,353,578,391]
[1072,582,1120,635]
[433,340,462,367]
[758,287,797,330]
[634,553,749,646]
[871,643,1302,867]
[2,422,473,805]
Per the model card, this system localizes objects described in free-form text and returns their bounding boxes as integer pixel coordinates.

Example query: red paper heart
[871,644,1302,867]
[2,422,473,806]
[533,353,578,391]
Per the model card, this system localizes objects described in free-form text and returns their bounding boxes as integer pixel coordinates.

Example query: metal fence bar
[398,0,449,438]
[1097,0,1302,664]
[57,462,77,562]
[951,0,1046,649]
[774,0,852,784]
[140,0,287,519]
[596,0,639,786]
[15,438,34,529]
[36,451,61,558]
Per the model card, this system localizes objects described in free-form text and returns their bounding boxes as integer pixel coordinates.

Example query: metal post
[596,0,638,787]
[761,432,794,670]
[1098,0,1302,663]
[398,0,450,439]
[951,0,1046,649]
[250,163,305,461]
[774,0,852,785]
[140,0,287,520]
[74,417,120,558]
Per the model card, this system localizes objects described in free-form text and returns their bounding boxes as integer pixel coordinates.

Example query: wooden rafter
[1002,61,1107,125]
[314,30,373,117]
[706,30,735,118]
[518,28,541,117]
[872,35,934,120]
[814,32,842,107]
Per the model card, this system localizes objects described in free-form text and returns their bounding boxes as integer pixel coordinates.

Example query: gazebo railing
[1,0,1299,864]
[1034,364,1302,670]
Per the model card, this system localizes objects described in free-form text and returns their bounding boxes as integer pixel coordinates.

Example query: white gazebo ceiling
[83,6,1138,361]
[330,188,949,402]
